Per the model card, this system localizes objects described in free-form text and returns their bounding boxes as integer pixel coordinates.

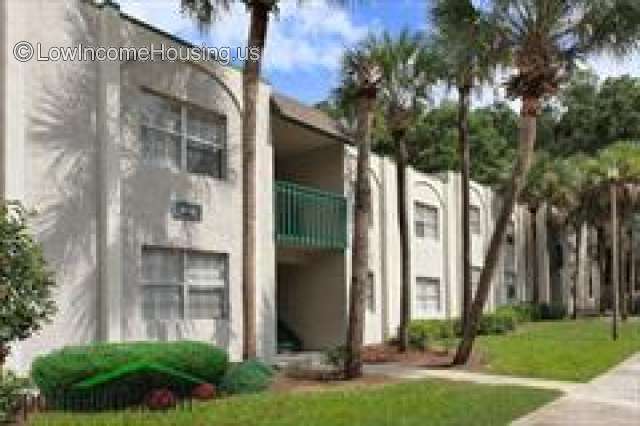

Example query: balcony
[275,180,347,250]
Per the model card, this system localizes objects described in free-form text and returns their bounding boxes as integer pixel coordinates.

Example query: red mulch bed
[361,344,487,370]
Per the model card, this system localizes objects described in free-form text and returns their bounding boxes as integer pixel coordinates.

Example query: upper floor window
[416,277,441,316]
[415,203,438,239]
[141,247,228,321]
[140,91,227,179]
[470,206,481,235]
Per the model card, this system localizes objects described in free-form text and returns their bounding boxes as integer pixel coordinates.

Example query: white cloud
[117,0,368,73]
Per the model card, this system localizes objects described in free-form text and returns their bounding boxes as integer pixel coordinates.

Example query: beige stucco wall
[4,0,275,372]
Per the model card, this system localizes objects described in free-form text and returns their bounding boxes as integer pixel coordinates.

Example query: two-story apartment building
[2,0,554,373]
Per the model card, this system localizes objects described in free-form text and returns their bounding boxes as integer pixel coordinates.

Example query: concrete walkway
[363,363,580,392]
[513,352,640,425]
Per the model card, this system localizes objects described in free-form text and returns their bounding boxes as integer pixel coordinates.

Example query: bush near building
[408,302,568,350]
[31,341,229,410]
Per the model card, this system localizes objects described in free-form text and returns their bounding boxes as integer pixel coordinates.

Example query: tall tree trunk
[397,137,411,352]
[458,85,472,327]
[572,222,583,319]
[453,97,539,365]
[611,184,619,340]
[345,93,376,379]
[0,344,8,371]
[242,4,269,360]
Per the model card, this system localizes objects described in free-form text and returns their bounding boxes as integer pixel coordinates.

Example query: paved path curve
[363,363,580,392]
[365,352,640,425]
[513,352,640,425]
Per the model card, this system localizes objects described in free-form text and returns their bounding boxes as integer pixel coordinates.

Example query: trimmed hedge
[408,320,458,350]
[31,341,228,409]
[219,360,274,395]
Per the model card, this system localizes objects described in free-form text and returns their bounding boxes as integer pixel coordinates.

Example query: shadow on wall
[23,1,242,360]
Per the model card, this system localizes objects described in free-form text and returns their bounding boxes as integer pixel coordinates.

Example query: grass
[30,380,558,426]
[476,318,640,382]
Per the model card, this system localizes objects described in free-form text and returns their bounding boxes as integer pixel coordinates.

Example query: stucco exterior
[2,0,589,374]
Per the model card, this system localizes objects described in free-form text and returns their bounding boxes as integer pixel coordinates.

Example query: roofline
[271,102,353,144]
[89,0,246,74]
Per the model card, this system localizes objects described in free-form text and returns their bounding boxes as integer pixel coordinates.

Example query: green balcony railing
[275,180,347,249]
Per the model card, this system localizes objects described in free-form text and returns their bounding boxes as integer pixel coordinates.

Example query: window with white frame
[470,206,481,235]
[140,91,226,178]
[141,247,228,321]
[366,271,375,312]
[416,277,440,316]
[415,203,438,239]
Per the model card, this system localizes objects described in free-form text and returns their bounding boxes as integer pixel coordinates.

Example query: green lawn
[476,318,640,382]
[31,380,558,426]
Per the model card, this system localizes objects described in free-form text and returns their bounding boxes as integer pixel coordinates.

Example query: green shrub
[510,303,539,322]
[218,360,274,395]
[408,320,456,350]
[537,303,567,320]
[0,371,29,423]
[324,345,348,369]
[31,341,228,408]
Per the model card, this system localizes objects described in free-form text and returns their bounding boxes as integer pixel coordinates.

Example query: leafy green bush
[537,303,567,320]
[408,320,457,350]
[1,371,29,423]
[324,345,348,369]
[31,341,228,408]
[218,360,274,395]
[510,303,539,322]
[0,202,56,365]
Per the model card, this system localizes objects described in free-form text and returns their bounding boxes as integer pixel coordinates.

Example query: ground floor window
[416,277,440,316]
[366,271,375,313]
[504,271,517,302]
[141,247,228,320]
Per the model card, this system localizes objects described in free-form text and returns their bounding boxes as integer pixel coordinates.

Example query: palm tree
[364,31,439,351]
[181,0,352,359]
[180,0,277,359]
[430,0,506,327]
[336,46,382,379]
[454,0,640,365]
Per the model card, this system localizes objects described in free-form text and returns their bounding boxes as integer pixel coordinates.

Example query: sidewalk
[365,352,640,425]
[513,352,640,425]
[363,363,580,392]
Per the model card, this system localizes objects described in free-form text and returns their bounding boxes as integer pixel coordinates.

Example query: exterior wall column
[0,0,6,199]
[96,3,122,342]
[536,205,551,303]
[255,83,275,360]
[3,1,26,203]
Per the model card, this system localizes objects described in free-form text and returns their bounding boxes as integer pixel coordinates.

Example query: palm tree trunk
[453,97,539,365]
[611,184,619,340]
[458,85,472,327]
[242,3,269,360]
[597,225,606,313]
[397,138,411,352]
[345,93,376,379]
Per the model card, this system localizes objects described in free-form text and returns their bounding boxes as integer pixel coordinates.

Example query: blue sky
[118,0,640,106]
